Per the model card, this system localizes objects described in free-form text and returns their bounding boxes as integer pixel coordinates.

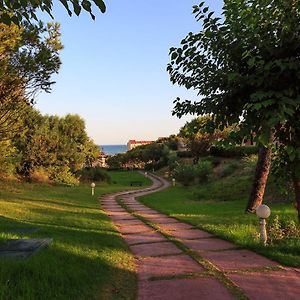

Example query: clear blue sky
[36,0,223,145]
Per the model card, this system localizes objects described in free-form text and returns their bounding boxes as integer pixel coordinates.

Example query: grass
[139,163,300,267]
[0,171,151,300]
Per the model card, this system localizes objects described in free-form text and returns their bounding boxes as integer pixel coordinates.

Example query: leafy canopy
[0,0,106,24]
[168,0,300,170]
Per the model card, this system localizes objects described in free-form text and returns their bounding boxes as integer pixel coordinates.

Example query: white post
[259,218,267,246]
[256,204,271,247]
[91,182,95,196]
[172,178,176,187]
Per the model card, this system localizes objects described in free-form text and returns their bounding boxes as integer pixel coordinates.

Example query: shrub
[49,166,79,186]
[267,215,300,245]
[219,162,239,177]
[177,151,193,158]
[210,146,258,157]
[172,164,196,186]
[194,160,213,182]
[78,167,111,183]
[29,167,50,183]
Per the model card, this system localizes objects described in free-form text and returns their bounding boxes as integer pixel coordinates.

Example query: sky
[36,0,223,145]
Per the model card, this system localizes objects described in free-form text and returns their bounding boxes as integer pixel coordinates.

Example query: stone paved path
[100,173,300,300]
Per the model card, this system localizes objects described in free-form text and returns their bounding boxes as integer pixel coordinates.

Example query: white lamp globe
[91,182,96,188]
[256,204,271,219]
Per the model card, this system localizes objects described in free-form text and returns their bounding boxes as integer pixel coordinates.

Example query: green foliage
[268,215,300,245]
[168,0,300,186]
[77,167,111,183]
[107,137,178,171]
[219,162,239,178]
[172,160,213,185]
[172,164,196,186]
[14,110,99,180]
[179,116,233,161]
[177,150,193,158]
[0,21,62,141]
[0,1,106,25]
[0,140,20,179]
[210,146,258,158]
[194,160,213,182]
[48,166,79,186]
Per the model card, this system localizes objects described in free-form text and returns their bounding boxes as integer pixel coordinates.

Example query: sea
[99,145,127,156]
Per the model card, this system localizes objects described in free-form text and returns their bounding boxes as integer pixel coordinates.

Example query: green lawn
[139,174,300,267]
[0,171,151,300]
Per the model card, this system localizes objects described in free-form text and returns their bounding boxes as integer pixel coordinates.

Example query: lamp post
[256,204,271,246]
[91,182,95,196]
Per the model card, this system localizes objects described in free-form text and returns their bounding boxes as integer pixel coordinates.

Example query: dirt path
[100,173,300,300]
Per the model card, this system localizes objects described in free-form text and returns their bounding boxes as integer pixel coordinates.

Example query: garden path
[100,173,300,300]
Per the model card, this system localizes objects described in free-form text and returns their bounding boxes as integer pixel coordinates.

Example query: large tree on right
[167,0,300,221]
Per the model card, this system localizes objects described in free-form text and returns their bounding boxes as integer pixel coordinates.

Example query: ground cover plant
[140,161,300,267]
[0,171,151,300]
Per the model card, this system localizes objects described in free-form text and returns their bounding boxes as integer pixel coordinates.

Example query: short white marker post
[172,178,176,187]
[256,204,271,246]
[91,182,95,196]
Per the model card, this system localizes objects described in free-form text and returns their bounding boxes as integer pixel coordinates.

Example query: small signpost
[91,182,95,196]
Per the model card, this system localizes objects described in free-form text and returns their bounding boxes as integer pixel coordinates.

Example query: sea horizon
[99,144,127,156]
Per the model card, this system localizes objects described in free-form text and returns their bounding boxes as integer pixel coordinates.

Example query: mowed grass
[0,171,151,300]
[139,173,300,267]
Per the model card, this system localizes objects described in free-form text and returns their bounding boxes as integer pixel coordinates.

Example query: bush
[219,162,239,177]
[177,151,193,158]
[267,215,300,245]
[194,160,212,182]
[242,154,258,172]
[77,167,111,183]
[49,166,79,186]
[29,167,50,183]
[172,164,196,186]
[210,146,258,157]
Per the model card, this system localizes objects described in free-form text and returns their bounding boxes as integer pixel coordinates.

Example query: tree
[167,1,300,220]
[0,0,106,25]
[0,21,62,140]
[179,115,232,163]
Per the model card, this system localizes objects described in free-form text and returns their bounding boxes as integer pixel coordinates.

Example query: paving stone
[105,207,127,211]
[201,249,279,271]
[137,254,205,280]
[138,277,234,300]
[139,213,168,219]
[115,219,145,226]
[117,223,152,234]
[130,241,182,257]
[168,229,213,240]
[158,222,194,231]
[107,210,129,217]
[122,231,167,245]
[181,238,237,252]
[228,270,300,300]
[0,238,52,259]
[109,214,136,221]
[147,217,179,224]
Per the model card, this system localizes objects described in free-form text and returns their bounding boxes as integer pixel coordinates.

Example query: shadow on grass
[0,215,137,300]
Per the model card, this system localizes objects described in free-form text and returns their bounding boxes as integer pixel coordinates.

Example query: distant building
[127,139,154,151]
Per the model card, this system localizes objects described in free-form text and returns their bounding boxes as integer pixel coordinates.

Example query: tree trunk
[292,173,300,223]
[245,145,272,213]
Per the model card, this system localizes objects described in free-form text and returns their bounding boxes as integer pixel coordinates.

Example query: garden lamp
[256,204,271,246]
[91,182,96,196]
